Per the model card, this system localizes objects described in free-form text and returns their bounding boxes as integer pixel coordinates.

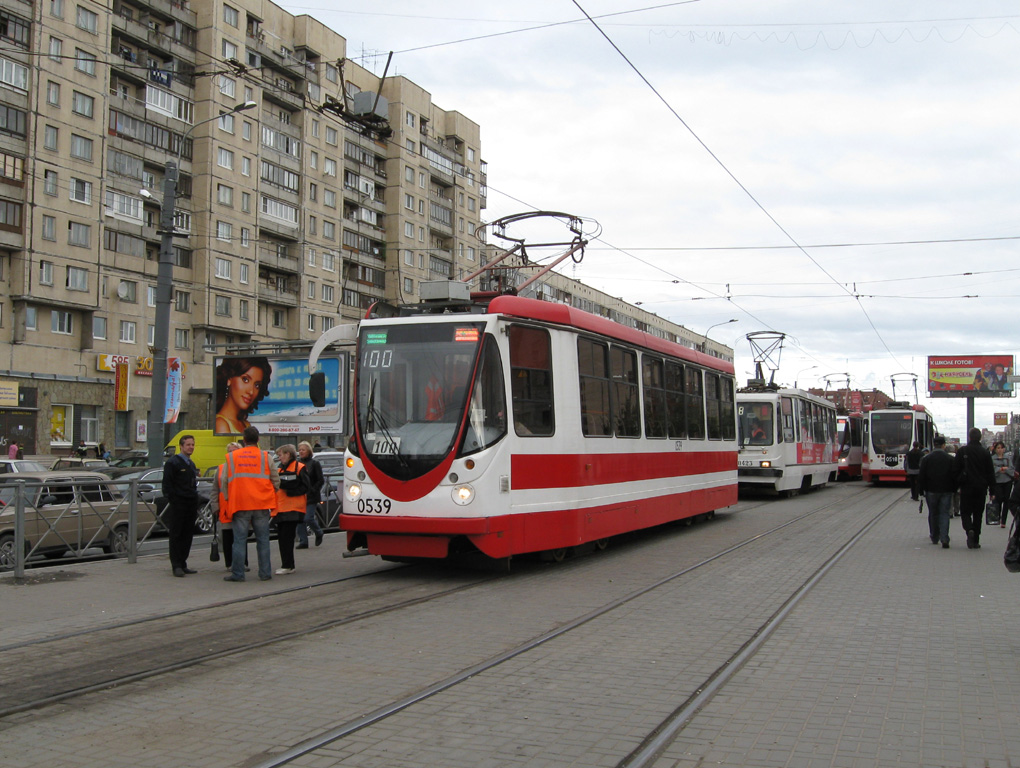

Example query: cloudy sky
[279,1,1019,438]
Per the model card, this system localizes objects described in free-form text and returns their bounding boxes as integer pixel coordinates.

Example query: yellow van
[163,430,236,475]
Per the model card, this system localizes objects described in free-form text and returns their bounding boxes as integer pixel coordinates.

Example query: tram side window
[720,377,736,440]
[611,346,639,437]
[813,403,825,444]
[685,367,705,439]
[665,361,686,439]
[781,396,794,442]
[577,337,611,437]
[509,326,554,436]
[642,356,667,438]
[705,373,721,439]
[798,399,812,443]
[461,335,508,454]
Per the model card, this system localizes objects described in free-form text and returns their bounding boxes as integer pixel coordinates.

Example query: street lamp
[700,318,738,352]
[145,100,257,467]
[794,365,818,388]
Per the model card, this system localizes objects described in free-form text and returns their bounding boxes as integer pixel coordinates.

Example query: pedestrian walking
[7,439,18,460]
[161,434,200,577]
[919,435,956,548]
[954,428,996,549]
[906,441,924,501]
[990,441,1015,527]
[218,426,279,582]
[296,441,324,549]
[273,444,309,575]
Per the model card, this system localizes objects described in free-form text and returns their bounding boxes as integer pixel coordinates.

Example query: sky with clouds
[278,1,1019,439]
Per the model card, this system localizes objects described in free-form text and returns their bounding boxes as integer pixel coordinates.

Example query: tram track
[246,484,882,768]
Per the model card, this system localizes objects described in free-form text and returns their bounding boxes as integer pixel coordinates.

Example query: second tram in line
[862,401,937,484]
[735,384,839,496]
[836,411,864,481]
[339,292,739,562]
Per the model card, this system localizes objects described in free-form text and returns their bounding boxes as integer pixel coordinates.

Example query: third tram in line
[735,383,839,496]
[861,401,937,484]
[338,289,739,562]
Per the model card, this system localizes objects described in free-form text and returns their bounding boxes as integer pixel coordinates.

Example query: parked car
[108,468,215,534]
[50,457,111,472]
[0,471,158,569]
[0,458,51,475]
[315,451,345,530]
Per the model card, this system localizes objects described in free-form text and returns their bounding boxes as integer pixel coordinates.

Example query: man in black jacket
[953,428,996,549]
[919,435,956,548]
[162,434,199,576]
[905,442,924,501]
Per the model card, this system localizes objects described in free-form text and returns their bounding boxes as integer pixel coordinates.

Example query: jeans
[231,509,272,580]
[992,481,1013,524]
[297,502,324,546]
[925,491,952,544]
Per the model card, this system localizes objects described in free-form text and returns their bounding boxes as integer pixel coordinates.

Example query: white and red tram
[339,293,739,561]
[836,412,864,481]
[735,385,838,496]
[861,402,937,484]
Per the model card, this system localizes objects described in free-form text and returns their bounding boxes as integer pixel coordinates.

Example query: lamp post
[700,318,738,352]
[145,101,257,467]
[794,365,818,388]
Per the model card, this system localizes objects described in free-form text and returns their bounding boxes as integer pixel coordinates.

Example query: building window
[405,111,415,127]
[118,280,136,302]
[241,192,251,212]
[215,294,231,317]
[241,156,250,176]
[50,0,63,18]
[240,228,250,248]
[323,220,335,240]
[404,193,414,210]
[44,125,58,150]
[217,184,233,206]
[25,305,36,330]
[39,260,54,285]
[217,147,233,169]
[239,299,249,320]
[404,277,413,294]
[242,121,251,141]
[307,313,315,332]
[70,134,93,161]
[119,320,136,343]
[272,309,285,328]
[307,248,316,268]
[74,49,96,75]
[52,310,73,335]
[43,170,57,195]
[215,257,231,279]
[48,36,62,61]
[223,4,239,26]
[75,5,98,33]
[322,250,335,271]
[71,91,94,118]
[219,112,235,133]
[324,158,336,177]
[309,151,318,169]
[66,266,88,291]
[324,189,336,208]
[174,291,191,312]
[322,284,334,303]
[223,39,237,59]
[307,280,315,299]
[174,328,189,349]
[69,177,91,204]
[42,215,56,240]
[404,249,414,266]
[46,81,60,106]
[219,75,235,97]
[216,221,232,241]
[238,263,249,284]
[325,126,338,145]
[147,324,155,346]
[93,315,106,340]
[68,221,90,247]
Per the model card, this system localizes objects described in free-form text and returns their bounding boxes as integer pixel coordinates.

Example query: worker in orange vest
[210,441,249,573]
[273,444,309,575]
[425,375,445,421]
[218,426,279,582]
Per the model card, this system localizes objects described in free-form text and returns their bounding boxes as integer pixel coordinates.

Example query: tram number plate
[373,437,401,455]
[738,460,757,467]
[356,498,392,514]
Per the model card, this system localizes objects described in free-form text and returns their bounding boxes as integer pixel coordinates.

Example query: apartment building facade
[0,0,489,453]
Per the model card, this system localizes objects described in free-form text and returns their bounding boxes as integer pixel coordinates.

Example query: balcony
[247,33,307,79]
[258,245,299,274]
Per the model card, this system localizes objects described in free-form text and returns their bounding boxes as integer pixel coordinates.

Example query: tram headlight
[347,483,362,501]
[760,461,772,468]
[452,484,475,506]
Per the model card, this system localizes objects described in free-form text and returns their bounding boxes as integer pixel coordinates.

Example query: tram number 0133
[357,498,392,514]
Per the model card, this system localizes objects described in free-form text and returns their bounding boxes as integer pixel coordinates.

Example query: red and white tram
[836,412,864,481]
[338,293,738,561]
[861,402,937,484]
[736,385,838,496]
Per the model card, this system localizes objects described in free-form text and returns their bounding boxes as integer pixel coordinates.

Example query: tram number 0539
[356,498,392,514]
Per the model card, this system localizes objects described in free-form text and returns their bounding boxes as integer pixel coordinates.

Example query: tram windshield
[870,412,913,455]
[355,322,506,480]
[738,402,774,446]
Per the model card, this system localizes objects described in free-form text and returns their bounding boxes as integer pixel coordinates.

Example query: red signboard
[927,355,1014,398]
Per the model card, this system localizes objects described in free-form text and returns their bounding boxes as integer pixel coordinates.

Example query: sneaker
[223,575,245,582]
[942,542,950,549]
[275,567,295,575]
[296,543,309,550]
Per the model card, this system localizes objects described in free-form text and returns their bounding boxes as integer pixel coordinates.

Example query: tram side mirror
[309,371,326,408]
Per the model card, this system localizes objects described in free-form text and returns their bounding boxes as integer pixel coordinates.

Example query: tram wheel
[550,548,567,562]
[594,538,609,551]
[706,510,716,520]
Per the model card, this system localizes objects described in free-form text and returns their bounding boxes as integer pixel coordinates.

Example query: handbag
[210,519,221,562]
[1004,518,1020,573]
[986,501,999,526]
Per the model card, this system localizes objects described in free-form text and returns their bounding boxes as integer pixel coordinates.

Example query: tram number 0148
[357,498,392,514]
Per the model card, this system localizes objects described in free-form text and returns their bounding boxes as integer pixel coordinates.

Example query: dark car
[109,468,215,534]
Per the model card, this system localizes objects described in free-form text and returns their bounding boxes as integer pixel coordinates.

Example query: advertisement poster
[115,362,130,411]
[164,357,182,423]
[212,354,346,436]
[927,355,1014,398]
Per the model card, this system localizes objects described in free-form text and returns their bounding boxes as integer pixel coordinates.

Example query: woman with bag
[273,444,309,575]
[990,441,1014,527]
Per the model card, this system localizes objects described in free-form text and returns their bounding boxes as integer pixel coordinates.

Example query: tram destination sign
[927,354,1014,398]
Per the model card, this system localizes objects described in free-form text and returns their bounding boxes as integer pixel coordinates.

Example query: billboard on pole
[213,353,347,435]
[927,355,1014,398]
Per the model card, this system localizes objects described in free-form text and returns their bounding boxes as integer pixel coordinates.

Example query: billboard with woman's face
[213,354,347,435]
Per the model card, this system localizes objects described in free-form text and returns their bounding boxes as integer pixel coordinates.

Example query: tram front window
[356,322,495,480]
[871,413,913,456]
[738,402,774,446]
